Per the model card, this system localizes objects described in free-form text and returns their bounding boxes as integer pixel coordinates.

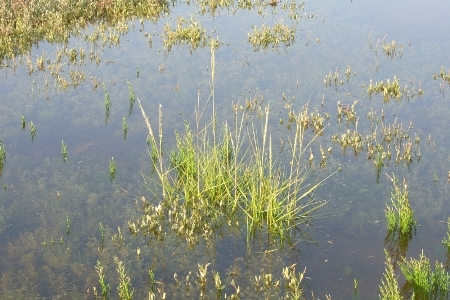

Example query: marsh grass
[248,21,296,52]
[442,217,450,248]
[114,257,134,300]
[162,16,207,53]
[104,83,111,124]
[399,250,450,299]
[133,92,329,245]
[95,260,111,299]
[109,158,116,182]
[385,174,416,234]
[0,139,5,178]
[379,249,402,300]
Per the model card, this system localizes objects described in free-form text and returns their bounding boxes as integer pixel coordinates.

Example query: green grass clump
[134,95,328,245]
[367,76,405,102]
[385,174,416,234]
[248,21,296,52]
[162,16,207,53]
[379,249,402,300]
[399,250,450,299]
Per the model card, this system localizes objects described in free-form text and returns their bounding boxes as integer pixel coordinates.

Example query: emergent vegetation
[385,174,416,234]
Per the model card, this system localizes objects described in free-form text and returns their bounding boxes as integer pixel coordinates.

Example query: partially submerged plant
[399,250,450,299]
[379,249,402,300]
[109,157,116,182]
[385,174,416,234]
[29,121,36,141]
[0,139,5,178]
[382,36,404,59]
[95,260,111,299]
[133,95,330,245]
[61,140,68,161]
[104,83,111,124]
[248,20,296,51]
[442,217,450,248]
[162,16,208,53]
[114,257,134,300]
[123,117,127,140]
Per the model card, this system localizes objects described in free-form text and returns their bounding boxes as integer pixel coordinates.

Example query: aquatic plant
[385,174,416,234]
[248,20,296,51]
[127,80,135,116]
[434,67,450,85]
[0,139,5,163]
[379,249,402,300]
[104,83,111,124]
[114,257,134,300]
[95,260,111,299]
[66,217,70,235]
[109,158,116,182]
[0,139,5,178]
[382,37,403,59]
[399,250,450,299]
[162,16,207,53]
[367,76,405,102]
[61,140,68,161]
[123,117,127,140]
[29,121,36,141]
[133,93,330,246]
[21,115,26,130]
[442,217,450,248]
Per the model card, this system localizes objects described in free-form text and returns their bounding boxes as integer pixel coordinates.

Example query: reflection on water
[1,0,450,298]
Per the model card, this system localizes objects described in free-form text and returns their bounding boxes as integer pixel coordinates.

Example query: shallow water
[1,0,450,298]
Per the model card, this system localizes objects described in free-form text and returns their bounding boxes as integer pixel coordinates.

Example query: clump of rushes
[133,96,330,245]
[379,249,402,300]
[385,174,416,234]
[399,250,450,299]
[21,115,26,130]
